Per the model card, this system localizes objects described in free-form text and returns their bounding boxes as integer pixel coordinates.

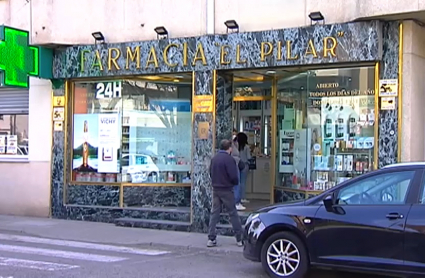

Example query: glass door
[232,79,273,210]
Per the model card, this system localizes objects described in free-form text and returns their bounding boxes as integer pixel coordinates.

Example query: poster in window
[97,114,120,173]
[72,114,99,172]
[6,135,17,154]
[0,135,5,154]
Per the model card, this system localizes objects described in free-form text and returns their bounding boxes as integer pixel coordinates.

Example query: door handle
[386,212,404,220]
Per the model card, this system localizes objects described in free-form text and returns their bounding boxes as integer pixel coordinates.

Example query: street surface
[0,215,385,278]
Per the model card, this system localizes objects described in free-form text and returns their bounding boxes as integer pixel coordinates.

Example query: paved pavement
[0,215,384,278]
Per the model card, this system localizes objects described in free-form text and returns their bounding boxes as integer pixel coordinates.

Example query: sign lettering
[95,81,122,99]
[79,37,340,72]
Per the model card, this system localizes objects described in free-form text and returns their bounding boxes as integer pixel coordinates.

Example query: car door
[309,169,421,271]
[404,169,425,273]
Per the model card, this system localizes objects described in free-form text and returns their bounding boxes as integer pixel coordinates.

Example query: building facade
[50,19,400,232]
[1,0,425,228]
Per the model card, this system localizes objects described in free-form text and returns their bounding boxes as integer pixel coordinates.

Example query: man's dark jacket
[210,150,239,190]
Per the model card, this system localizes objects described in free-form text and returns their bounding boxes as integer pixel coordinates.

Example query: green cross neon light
[0,26,39,88]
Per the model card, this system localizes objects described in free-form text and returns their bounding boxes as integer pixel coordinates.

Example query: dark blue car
[243,163,425,277]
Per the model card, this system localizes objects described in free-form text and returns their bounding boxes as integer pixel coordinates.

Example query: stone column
[378,22,400,167]
[51,80,68,217]
[215,72,233,150]
[191,70,215,232]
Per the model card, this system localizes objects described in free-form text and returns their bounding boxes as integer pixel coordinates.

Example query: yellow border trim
[69,182,121,186]
[68,182,191,187]
[48,89,54,217]
[233,96,273,102]
[270,77,277,204]
[398,22,403,162]
[69,82,75,183]
[122,183,191,187]
[190,71,195,224]
[63,81,69,205]
[374,62,379,170]
[213,70,217,152]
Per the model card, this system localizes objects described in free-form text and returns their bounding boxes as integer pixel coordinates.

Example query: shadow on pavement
[307,269,386,278]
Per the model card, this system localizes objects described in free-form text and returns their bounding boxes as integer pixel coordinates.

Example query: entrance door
[232,77,273,211]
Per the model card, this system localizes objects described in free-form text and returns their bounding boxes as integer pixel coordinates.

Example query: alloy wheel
[266,239,300,277]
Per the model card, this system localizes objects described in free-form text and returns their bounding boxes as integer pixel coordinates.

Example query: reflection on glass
[275,67,376,192]
[71,77,193,184]
[234,80,272,97]
[0,114,28,155]
[121,80,192,184]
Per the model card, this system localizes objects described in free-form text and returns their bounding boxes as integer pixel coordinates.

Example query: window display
[72,81,122,182]
[71,76,193,184]
[276,66,376,192]
[0,115,28,156]
[0,114,28,156]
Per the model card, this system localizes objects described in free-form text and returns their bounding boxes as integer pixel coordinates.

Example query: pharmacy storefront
[50,20,402,232]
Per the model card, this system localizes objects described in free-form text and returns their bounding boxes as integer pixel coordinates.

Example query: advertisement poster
[320,96,375,142]
[381,97,396,110]
[97,114,120,173]
[0,135,5,153]
[73,114,99,172]
[379,79,398,97]
[6,135,17,154]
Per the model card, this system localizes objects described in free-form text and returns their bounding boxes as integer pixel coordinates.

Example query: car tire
[260,231,308,278]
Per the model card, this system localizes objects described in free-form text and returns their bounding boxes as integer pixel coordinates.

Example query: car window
[336,171,415,205]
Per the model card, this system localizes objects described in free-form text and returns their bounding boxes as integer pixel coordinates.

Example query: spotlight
[224,20,239,33]
[308,11,325,25]
[154,26,168,39]
[92,32,105,44]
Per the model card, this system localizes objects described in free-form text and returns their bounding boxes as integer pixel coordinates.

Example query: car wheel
[260,231,308,278]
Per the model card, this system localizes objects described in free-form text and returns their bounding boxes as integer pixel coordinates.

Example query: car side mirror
[323,194,336,212]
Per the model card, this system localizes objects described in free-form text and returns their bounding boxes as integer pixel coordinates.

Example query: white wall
[401,20,425,162]
[0,78,52,217]
[1,0,425,45]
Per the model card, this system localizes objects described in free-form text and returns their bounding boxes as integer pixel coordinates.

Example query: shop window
[276,66,376,191]
[0,114,29,156]
[71,77,192,184]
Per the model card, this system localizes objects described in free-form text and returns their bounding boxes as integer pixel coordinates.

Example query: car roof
[383,162,425,169]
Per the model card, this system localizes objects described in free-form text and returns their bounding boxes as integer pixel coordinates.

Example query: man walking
[207,139,244,247]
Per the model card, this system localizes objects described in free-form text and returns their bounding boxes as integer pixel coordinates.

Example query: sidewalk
[0,215,241,253]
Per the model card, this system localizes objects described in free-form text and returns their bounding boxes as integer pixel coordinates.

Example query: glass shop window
[276,66,376,191]
[71,76,193,184]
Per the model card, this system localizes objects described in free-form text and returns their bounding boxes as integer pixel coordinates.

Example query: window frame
[415,169,425,205]
[69,79,193,186]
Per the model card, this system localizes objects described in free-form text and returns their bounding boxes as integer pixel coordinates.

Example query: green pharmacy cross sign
[0,25,52,88]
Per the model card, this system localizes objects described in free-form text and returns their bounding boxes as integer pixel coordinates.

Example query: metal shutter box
[0,89,29,114]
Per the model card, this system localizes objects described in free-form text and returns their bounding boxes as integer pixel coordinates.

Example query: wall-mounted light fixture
[224,20,239,33]
[154,26,168,39]
[308,11,325,25]
[92,32,105,44]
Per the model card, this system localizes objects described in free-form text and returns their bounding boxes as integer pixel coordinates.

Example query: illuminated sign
[0,26,39,88]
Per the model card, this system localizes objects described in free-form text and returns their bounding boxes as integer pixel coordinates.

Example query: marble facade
[50,20,401,231]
